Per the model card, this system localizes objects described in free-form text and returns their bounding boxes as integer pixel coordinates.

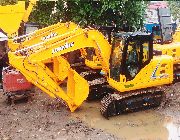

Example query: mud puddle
[71,102,180,140]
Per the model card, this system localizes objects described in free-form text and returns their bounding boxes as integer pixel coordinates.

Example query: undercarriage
[100,87,163,118]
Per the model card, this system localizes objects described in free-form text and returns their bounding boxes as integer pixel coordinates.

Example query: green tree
[30,0,147,30]
[55,0,147,30]
[29,0,57,27]
[168,1,180,21]
[0,0,17,5]
[99,0,146,29]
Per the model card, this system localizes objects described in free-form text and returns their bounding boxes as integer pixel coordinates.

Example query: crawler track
[100,87,163,118]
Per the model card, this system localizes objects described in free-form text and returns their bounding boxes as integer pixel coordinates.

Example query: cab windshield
[109,38,123,81]
[109,34,152,82]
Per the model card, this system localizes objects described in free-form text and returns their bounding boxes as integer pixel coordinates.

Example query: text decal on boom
[52,42,75,54]
[41,32,58,41]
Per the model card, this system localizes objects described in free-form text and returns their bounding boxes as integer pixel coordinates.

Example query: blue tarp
[144,23,177,33]
[144,23,159,33]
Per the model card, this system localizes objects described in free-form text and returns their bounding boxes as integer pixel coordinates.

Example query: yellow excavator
[0,1,178,117]
[153,25,180,82]
[8,24,175,117]
[154,27,180,64]
[150,8,180,73]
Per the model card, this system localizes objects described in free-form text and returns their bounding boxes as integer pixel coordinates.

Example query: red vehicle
[2,67,34,104]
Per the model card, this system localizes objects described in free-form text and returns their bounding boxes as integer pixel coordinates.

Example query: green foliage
[29,0,147,30]
[29,0,57,27]
[66,0,102,26]
[168,1,180,21]
[52,0,66,22]
[69,0,146,30]
[104,0,146,30]
[0,0,17,5]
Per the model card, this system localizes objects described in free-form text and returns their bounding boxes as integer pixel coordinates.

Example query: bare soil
[0,82,179,140]
[157,82,180,120]
[0,89,119,140]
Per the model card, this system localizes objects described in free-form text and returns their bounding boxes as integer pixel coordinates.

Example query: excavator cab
[101,32,174,118]
[109,32,153,81]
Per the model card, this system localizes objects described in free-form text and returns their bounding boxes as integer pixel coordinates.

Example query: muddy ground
[158,82,180,120]
[0,90,118,140]
[0,82,179,140]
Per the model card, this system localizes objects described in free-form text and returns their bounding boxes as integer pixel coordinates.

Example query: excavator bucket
[0,0,36,37]
[0,1,25,36]
[67,69,89,112]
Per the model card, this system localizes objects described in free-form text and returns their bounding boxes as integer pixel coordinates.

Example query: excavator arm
[8,27,111,112]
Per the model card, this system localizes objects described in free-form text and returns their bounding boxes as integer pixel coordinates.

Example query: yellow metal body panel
[0,0,36,37]
[154,42,180,64]
[154,26,180,64]
[0,1,25,36]
[108,55,173,92]
[85,58,102,69]
[173,26,180,42]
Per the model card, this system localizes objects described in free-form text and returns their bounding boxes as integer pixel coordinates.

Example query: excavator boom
[8,22,109,70]
[8,22,79,51]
